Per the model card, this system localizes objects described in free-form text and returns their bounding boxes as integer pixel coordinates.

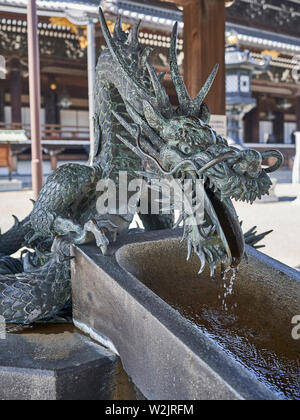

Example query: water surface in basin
[118,239,300,400]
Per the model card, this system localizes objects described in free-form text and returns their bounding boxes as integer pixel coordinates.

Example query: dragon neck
[92,49,149,183]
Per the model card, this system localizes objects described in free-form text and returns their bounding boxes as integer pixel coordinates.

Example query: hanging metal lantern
[58,89,72,109]
[225,34,271,145]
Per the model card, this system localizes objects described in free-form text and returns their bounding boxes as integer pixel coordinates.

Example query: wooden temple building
[0,0,299,177]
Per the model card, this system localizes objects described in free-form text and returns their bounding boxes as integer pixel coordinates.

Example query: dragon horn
[190,64,219,113]
[127,20,142,46]
[99,8,127,70]
[111,108,144,144]
[124,101,165,148]
[170,22,190,113]
[113,15,125,41]
[99,7,170,118]
[116,125,161,162]
[146,62,174,118]
[140,46,153,67]
[112,109,161,158]
[170,22,218,117]
[116,133,144,158]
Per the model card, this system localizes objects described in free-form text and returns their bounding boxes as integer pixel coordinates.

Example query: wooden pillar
[46,148,64,172]
[243,95,260,143]
[0,88,4,123]
[27,0,43,198]
[183,0,225,115]
[10,58,22,125]
[250,96,260,143]
[50,151,58,171]
[87,17,96,164]
[44,82,59,125]
[273,111,284,144]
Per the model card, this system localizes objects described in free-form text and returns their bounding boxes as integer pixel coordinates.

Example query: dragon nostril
[232,162,262,178]
[232,162,247,176]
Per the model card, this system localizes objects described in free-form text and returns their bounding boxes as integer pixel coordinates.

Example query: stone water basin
[72,229,300,400]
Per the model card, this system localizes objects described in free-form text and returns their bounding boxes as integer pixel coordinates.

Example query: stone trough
[72,229,300,401]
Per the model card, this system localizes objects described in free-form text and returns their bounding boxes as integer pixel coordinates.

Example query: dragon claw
[101,245,108,256]
[51,236,73,263]
[197,249,206,275]
[84,218,118,256]
[186,239,192,261]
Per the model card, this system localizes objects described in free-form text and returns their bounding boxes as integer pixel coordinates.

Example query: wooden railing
[0,122,90,141]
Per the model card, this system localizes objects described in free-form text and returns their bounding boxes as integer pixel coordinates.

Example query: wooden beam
[168,0,198,5]
[162,0,229,7]
[183,0,226,115]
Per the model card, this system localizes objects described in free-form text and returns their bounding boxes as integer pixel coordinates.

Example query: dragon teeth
[186,239,192,261]
[203,246,213,263]
[197,248,206,275]
[209,262,217,278]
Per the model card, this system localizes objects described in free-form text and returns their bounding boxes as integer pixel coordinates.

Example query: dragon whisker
[197,151,238,176]
[116,134,145,158]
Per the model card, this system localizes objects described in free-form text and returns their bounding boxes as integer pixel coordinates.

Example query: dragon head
[138,100,282,273]
[98,9,283,275]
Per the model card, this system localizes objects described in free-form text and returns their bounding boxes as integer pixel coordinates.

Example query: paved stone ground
[0,189,33,233]
[234,182,300,271]
[0,170,299,270]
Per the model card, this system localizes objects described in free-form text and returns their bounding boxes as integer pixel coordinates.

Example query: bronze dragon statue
[0,9,282,324]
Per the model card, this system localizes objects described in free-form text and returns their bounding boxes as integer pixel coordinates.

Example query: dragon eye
[180,143,192,155]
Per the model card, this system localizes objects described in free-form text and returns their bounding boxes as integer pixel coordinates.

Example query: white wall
[4,106,11,123]
[21,107,45,125]
[60,110,89,126]
[13,159,85,177]
[77,110,89,127]
[60,109,89,138]
[3,106,45,126]
[284,122,296,144]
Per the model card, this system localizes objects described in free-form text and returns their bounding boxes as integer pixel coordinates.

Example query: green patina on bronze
[0,9,282,324]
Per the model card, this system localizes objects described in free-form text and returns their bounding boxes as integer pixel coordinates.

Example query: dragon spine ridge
[0,8,282,324]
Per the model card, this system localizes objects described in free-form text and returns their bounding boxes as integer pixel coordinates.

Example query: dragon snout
[230,150,262,179]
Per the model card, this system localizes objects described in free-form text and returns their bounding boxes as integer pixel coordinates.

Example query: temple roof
[227,0,300,39]
[1,0,99,6]
[1,0,299,54]
[0,0,99,14]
